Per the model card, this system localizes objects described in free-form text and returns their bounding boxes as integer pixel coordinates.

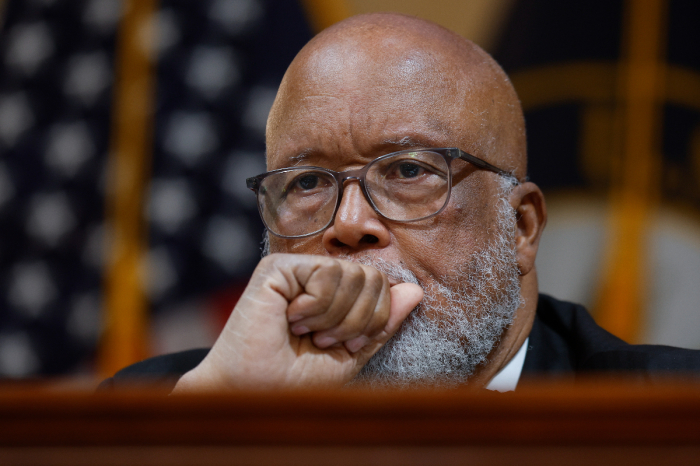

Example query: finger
[355,282,423,361]
[386,283,424,335]
[342,271,395,353]
[311,267,390,349]
[285,259,343,323]
[289,261,369,335]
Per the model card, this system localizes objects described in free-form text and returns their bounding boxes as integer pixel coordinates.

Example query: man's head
[261,13,546,386]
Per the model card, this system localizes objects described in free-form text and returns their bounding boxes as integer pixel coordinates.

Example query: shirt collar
[485,337,529,392]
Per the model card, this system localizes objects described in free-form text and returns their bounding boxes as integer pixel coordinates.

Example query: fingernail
[314,336,337,348]
[288,314,304,323]
[291,325,309,335]
[345,336,369,353]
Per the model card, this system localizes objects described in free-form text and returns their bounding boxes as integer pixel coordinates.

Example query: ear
[508,182,547,276]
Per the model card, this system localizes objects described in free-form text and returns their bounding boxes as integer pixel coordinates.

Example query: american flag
[0,0,312,378]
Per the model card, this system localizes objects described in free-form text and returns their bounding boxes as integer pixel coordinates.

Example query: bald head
[267,13,527,178]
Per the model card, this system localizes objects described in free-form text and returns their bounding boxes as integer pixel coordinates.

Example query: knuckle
[257,252,295,274]
[363,265,385,285]
[344,265,366,289]
[364,270,385,295]
[257,253,278,270]
[323,259,343,277]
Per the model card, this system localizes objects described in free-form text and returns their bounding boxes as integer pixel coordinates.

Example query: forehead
[266,42,481,170]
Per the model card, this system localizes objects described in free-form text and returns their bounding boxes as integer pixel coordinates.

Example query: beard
[351,178,522,388]
[262,177,522,388]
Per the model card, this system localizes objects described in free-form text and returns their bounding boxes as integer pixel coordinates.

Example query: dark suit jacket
[99,294,700,390]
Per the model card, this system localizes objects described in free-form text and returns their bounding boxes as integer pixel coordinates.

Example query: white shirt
[485,337,529,392]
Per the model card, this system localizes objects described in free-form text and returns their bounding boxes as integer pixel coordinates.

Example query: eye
[284,171,333,196]
[398,163,422,178]
[296,174,319,190]
[383,159,438,181]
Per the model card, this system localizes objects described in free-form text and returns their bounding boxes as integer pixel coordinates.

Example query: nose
[321,181,391,253]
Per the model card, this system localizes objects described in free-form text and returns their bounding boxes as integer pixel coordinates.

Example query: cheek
[269,235,325,255]
[388,220,474,286]
[394,183,493,281]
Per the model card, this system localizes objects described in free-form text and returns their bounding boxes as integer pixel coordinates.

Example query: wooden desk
[0,379,699,465]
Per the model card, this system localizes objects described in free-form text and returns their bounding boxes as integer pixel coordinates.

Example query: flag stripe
[99,0,159,377]
[595,0,668,341]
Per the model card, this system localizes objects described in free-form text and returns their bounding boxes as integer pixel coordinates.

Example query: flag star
[45,121,95,177]
[0,93,35,147]
[4,22,55,75]
[186,46,240,100]
[153,8,181,56]
[0,333,40,377]
[83,0,123,34]
[148,178,198,234]
[63,52,112,106]
[26,192,77,247]
[209,0,264,35]
[163,112,218,166]
[202,216,257,273]
[144,246,178,302]
[66,292,102,344]
[7,261,58,319]
[242,85,278,136]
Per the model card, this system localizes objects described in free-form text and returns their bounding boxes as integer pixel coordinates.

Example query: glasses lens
[366,151,450,221]
[258,169,338,237]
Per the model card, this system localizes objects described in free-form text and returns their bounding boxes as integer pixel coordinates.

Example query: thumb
[354,282,423,363]
[352,282,423,367]
[386,283,424,337]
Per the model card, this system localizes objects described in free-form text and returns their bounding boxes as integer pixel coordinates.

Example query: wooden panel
[0,379,699,464]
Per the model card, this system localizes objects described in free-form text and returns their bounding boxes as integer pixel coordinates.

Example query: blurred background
[0,0,698,382]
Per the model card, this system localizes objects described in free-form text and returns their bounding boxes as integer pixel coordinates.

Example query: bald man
[103,13,700,392]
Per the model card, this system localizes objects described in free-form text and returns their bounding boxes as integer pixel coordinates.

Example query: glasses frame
[246,147,514,238]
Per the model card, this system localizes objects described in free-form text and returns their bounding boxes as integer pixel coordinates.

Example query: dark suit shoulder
[536,294,627,354]
[524,294,700,378]
[524,294,630,375]
[97,348,209,391]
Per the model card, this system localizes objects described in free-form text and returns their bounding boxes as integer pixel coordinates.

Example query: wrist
[170,360,228,394]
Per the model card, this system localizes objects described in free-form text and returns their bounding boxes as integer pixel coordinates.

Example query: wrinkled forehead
[270,59,471,163]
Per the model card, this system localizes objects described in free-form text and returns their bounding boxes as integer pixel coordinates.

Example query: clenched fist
[172,254,423,392]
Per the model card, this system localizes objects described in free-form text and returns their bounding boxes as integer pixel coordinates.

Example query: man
[103,13,700,392]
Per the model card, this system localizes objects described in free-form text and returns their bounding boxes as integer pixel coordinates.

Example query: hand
[171,253,423,392]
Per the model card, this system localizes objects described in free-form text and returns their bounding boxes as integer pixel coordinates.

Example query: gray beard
[262,177,522,389]
[352,180,521,388]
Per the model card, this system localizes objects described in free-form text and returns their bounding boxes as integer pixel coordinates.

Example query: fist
[172,253,423,392]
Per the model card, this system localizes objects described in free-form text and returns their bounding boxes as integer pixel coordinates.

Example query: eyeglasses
[246,148,512,238]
